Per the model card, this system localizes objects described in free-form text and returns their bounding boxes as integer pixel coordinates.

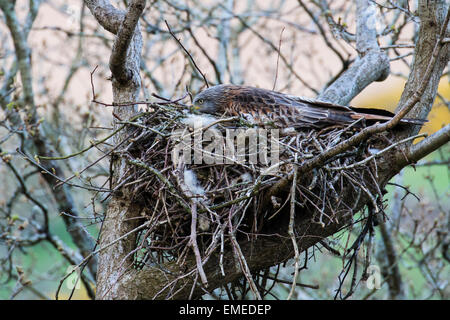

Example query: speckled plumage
[192,84,425,129]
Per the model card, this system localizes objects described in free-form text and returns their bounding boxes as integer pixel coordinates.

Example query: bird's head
[192,85,229,115]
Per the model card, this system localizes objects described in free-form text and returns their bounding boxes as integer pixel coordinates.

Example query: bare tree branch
[109,0,146,84]
[83,0,125,34]
[408,124,450,164]
[319,0,390,105]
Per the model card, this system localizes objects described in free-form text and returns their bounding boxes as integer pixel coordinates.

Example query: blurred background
[0,0,448,299]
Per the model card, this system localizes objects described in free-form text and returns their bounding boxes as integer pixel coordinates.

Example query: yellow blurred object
[354,76,449,136]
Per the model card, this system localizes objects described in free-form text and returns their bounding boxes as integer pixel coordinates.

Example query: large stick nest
[118,103,389,279]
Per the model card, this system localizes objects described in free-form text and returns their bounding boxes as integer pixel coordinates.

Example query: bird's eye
[197,99,204,105]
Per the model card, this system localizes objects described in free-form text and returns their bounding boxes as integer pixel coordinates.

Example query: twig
[272,27,285,91]
[260,274,319,289]
[16,148,111,193]
[287,166,299,300]
[329,133,427,170]
[165,20,209,88]
[189,202,208,287]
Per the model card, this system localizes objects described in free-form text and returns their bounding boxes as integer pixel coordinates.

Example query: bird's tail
[349,107,427,126]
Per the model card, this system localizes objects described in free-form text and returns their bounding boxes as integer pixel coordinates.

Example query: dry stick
[186,25,222,83]
[165,20,209,88]
[272,27,285,91]
[226,202,262,299]
[329,133,427,170]
[151,92,190,105]
[117,120,167,137]
[233,13,318,94]
[260,274,319,289]
[229,231,262,300]
[287,166,300,300]
[89,65,99,100]
[189,202,209,287]
[188,272,200,300]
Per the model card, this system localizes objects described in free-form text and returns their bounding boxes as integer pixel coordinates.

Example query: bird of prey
[192,84,425,129]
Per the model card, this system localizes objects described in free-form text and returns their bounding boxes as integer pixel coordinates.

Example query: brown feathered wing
[225,86,425,129]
